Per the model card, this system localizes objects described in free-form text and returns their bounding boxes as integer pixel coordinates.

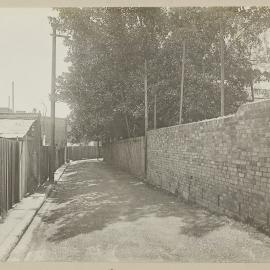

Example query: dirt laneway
[8,159,270,262]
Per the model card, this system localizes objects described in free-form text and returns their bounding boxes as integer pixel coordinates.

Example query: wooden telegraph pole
[179,40,186,124]
[220,18,225,117]
[144,59,148,134]
[144,59,148,175]
[49,25,57,182]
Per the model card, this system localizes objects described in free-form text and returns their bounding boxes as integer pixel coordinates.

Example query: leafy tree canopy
[51,7,270,142]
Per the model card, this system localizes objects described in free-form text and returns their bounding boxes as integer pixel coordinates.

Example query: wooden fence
[1,140,98,219]
[40,146,65,184]
[0,138,66,220]
[40,146,50,184]
[67,146,101,161]
[56,147,66,169]
[0,138,20,219]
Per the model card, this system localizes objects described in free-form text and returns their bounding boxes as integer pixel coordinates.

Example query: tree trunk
[97,137,100,160]
[250,80,254,102]
[154,92,157,129]
[124,114,131,138]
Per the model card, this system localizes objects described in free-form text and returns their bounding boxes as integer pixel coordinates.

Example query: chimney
[12,81,14,113]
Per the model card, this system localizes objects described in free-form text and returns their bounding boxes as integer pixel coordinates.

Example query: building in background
[0,113,42,198]
[252,80,270,100]
[247,29,270,101]
[0,107,12,113]
[0,110,68,148]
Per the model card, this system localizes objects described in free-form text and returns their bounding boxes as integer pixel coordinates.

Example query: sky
[0,8,70,118]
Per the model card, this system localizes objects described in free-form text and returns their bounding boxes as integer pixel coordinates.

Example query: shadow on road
[42,160,227,242]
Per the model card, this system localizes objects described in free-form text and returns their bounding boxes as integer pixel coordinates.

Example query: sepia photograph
[1,0,270,264]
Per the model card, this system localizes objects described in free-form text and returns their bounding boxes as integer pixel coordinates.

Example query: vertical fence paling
[1,142,96,219]
[40,146,66,184]
[40,146,50,184]
[0,137,67,219]
[0,138,19,219]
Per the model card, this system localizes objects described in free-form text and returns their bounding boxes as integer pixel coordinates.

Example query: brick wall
[147,99,270,232]
[103,136,145,178]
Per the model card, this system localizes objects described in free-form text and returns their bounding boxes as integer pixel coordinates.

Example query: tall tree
[52,7,270,142]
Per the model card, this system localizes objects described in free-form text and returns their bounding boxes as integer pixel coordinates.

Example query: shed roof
[0,119,36,139]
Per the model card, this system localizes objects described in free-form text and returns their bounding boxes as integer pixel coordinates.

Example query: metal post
[179,40,186,124]
[220,19,225,116]
[49,25,56,182]
[144,59,148,175]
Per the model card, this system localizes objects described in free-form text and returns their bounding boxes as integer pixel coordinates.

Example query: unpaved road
[7,159,270,262]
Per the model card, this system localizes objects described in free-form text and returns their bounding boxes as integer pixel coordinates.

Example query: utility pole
[220,18,225,116]
[12,81,14,113]
[144,59,148,175]
[144,59,148,134]
[179,40,186,124]
[49,25,57,182]
[8,96,10,110]
[153,89,157,129]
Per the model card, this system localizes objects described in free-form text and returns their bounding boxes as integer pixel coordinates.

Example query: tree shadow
[41,160,227,242]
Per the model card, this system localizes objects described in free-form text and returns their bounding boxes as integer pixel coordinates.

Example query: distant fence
[103,137,145,178]
[67,146,101,161]
[40,146,65,184]
[56,147,66,170]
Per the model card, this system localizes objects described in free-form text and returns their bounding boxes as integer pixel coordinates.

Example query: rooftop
[0,112,39,120]
[0,107,12,113]
[0,119,36,139]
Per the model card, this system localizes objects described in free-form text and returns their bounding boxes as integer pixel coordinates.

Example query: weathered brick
[145,100,270,231]
[104,99,270,233]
